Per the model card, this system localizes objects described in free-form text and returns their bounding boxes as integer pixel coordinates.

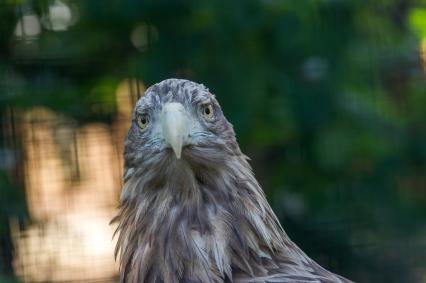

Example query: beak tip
[172,144,182,159]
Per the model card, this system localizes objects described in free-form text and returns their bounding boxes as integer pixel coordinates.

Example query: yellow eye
[202,104,214,120]
[137,114,150,130]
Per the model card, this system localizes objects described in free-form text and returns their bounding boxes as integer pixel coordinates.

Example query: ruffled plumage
[112,79,352,283]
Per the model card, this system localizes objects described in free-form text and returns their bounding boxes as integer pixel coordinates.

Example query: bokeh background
[1,0,426,282]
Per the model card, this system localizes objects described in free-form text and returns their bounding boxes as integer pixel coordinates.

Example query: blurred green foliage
[1,0,426,282]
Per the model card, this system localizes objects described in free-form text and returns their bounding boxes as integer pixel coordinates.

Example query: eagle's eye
[202,104,214,121]
[137,114,150,130]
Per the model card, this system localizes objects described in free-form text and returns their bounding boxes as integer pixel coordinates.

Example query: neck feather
[113,155,286,283]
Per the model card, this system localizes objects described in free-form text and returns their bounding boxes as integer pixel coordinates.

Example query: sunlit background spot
[8,79,142,282]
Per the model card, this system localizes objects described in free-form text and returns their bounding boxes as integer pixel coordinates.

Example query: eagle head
[123,79,240,193]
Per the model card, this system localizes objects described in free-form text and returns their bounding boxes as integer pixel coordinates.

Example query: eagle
[112,79,352,283]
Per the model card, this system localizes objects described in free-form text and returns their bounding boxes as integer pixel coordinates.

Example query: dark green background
[1,0,426,282]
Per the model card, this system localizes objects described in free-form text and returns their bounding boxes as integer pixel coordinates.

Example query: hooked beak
[161,102,189,159]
